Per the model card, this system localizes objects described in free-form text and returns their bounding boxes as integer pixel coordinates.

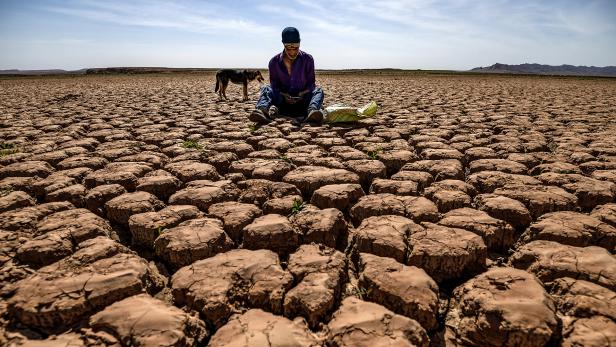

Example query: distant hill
[0,69,84,75]
[83,67,221,74]
[0,67,220,76]
[0,67,262,76]
[471,63,616,77]
[4,65,616,77]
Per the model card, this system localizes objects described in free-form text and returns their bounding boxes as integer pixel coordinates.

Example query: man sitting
[249,27,325,124]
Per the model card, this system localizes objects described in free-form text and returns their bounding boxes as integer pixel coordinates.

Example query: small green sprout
[182,140,202,150]
[0,143,19,156]
[278,154,292,164]
[347,287,369,299]
[366,146,382,160]
[290,199,305,215]
[0,186,14,197]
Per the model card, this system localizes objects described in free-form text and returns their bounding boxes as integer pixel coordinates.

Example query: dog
[215,69,264,101]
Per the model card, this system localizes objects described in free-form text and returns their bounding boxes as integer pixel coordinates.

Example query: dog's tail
[215,73,220,92]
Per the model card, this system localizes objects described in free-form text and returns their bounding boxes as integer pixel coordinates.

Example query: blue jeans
[256,85,324,118]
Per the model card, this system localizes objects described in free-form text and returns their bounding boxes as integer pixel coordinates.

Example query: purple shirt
[268,50,316,96]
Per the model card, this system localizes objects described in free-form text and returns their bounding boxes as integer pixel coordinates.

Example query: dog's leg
[243,82,248,101]
[222,80,229,100]
[217,77,223,101]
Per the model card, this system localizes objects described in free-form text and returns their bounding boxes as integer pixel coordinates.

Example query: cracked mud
[1,72,615,346]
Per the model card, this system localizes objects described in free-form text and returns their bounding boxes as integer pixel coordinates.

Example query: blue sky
[1,0,615,70]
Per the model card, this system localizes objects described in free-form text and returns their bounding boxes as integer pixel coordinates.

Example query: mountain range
[470,63,616,77]
[2,64,615,77]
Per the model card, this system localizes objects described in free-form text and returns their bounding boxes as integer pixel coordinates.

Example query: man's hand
[281,92,299,104]
[282,90,311,104]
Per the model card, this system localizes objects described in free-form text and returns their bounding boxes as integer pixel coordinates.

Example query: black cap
[281,27,300,43]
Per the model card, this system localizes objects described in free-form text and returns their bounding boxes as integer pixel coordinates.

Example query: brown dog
[215,69,264,101]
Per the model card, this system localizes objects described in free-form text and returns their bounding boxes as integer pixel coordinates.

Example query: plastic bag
[324,101,378,123]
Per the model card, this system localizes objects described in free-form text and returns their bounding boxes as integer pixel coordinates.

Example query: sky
[0,0,615,70]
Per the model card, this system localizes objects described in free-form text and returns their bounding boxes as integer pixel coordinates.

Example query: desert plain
[0,72,615,346]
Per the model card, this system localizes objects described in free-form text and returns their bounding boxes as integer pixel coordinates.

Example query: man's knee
[313,87,324,95]
[260,84,273,94]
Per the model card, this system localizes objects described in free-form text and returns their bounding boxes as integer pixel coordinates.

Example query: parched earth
[1,72,616,346]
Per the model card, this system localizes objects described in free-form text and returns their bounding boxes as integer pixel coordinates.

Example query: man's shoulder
[269,52,283,65]
[300,50,314,61]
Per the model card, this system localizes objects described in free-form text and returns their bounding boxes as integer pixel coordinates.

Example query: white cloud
[42,0,277,35]
[1,0,614,69]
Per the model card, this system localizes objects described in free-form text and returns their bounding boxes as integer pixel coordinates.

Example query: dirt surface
[1,72,615,346]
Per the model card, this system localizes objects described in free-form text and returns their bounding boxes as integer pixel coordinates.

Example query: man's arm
[305,55,316,92]
[296,55,316,97]
[268,59,280,92]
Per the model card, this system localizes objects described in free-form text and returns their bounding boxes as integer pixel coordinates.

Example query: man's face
[284,43,300,60]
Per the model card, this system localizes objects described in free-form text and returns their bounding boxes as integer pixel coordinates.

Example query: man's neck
[283,55,294,65]
[283,50,299,63]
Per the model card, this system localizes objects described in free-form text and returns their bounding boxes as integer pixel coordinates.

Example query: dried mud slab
[353,215,422,263]
[408,223,487,283]
[84,162,153,190]
[0,161,55,179]
[423,179,475,212]
[128,204,203,248]
[263,194,303,215]
[0,191,35,213]
[493,184,578,219]
[326,297,429,347]
[164,160,220,183]
[474,193,533,229]
[16,208,115,267]
[349,193,439,226]
[537,172,616,210]
[229,158,294,181]
[168,180,239,211]
[170,249,293,327]
[445,267,558,347]
[468,158,528,174]
[154,217,234,270]
[236,179,300,206]
[509,240,616,290]
[401,159,464,181]
[561,316,616,347]
[549,277,616,346]
[84,184,127,216]
[89,294,208,346]
[0,201,73,232]
[290,205,348,248]
[207,201,262,243]
[31,173,77,199]
[282,165,360,197]
[369,178,420,196]
[438,208,516,252]
[208,309,320,347]
[358,253,439,331]
[284,244,346,328]
[310,183,364,211]
[466,171,541,194]
[591,203,616,227]
[548,277,615,321]
[135,174,182,201]
[105,191,165,226]
[343,159,387,188]
[519,211,616,250]
[241,214,301,255]
[8,237,165,330]
[8,332,88,347]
